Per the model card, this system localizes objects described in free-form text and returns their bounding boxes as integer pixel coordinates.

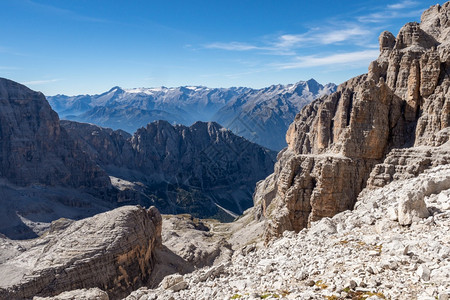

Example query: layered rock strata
[125,165,450,300]
[254,2,450,240]
[0,78,111,190]
[0,206,162,299]
[61,120,276,219]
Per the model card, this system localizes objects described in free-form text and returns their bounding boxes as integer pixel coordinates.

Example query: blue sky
[0,0,442,95]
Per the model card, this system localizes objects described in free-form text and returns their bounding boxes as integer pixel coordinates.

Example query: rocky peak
[0,78,111,190]
[61,119,276,219]
[255,3,450,241]
[379,31,396,51]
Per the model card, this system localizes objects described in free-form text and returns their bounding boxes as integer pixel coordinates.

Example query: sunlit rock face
[255,2,450,241]
[0,206,162,299]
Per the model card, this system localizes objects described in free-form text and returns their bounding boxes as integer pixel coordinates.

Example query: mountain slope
[61,120,277,220]
[0,78,119,239]
[213,79,337,150]
[48,80,336,150]
[254,2,450,241]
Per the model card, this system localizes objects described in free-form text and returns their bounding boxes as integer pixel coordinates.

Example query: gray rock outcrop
[62,120,277,220]
[0,78,111,190]
[124,165,450,300]
[0,78,126,239]
[254,2,450,241]
[0,206,162,299]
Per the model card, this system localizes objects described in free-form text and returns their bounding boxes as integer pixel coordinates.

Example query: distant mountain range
[47,79,336,150]
[0,77,277,238]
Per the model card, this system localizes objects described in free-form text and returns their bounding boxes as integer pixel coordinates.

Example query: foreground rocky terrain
[0,206,162,299]
[125,164,450,300]
[48,80,336,150]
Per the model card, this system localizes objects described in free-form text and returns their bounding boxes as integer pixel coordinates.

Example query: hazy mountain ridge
[47,79,336,150]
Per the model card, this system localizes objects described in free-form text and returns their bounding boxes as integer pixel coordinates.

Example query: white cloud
[206,24,373,56]
[275,50,379,69]
[358,8,424,23]
[316,27,371,44]
[22,79,61,85]
[387,0,419,10]
[205,42,260,51]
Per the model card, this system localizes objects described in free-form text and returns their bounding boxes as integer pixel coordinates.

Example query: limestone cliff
[0,78,111,190]
[0,206,162,299]
[61,120,277,220]
[255,3,450,240]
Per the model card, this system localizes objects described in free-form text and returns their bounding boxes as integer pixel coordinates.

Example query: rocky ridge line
[254,2,450,241]
[61,119,276,219]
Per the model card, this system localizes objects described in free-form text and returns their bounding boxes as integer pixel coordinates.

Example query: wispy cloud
[205,42,261,51]
[0,66,20,70]
[272,26,372,48]
[25,0,109,23]
[205,24,373,56]
[358,8,424,23]
[22,79,62,85]
[275,50,379,69]
[358,1,423,23]
[387,0,419,10]
[0,45,27,56]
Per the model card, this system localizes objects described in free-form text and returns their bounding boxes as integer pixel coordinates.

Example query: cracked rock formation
[61,120,277,219]
[0,206,162,299]
[0,78,111,190]
[254,2,450,241]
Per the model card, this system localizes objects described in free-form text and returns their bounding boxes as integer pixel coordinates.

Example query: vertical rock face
[61,119,277,219]
[0,78,111,191]
[0,206,162,299]
[255,3,450,241]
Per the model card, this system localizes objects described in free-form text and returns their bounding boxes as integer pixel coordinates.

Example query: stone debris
[124,165,450,299]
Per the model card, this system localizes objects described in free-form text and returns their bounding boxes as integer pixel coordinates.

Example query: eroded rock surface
[125,165,450,300]
[255,2,450,241]
[0,78,111,190]
[62,120,277,220]
[0,78,128,239]
[0,206,162,299]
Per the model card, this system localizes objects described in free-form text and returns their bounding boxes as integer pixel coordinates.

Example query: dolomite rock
[0,78,111,190]
[33,288,109,300]
[368,142,450,187]
[0,206,162,299]
[124,165,450,300]
[161,274,188,291]
[61,119,277,220]
[255,2,450,240]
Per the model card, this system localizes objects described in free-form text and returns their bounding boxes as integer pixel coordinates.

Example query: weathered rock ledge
[0,206,162,299]
[254,2,450,241]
